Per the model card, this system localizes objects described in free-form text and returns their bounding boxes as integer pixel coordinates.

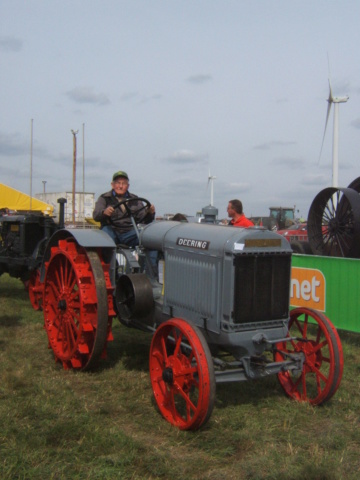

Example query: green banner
[291,254,360,333]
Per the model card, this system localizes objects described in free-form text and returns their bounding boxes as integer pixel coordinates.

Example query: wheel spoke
[174,382,197,412]
[173,329,183,357]
[294,317,305,336]
[308,363,329,384]
[160,336,168,363]
[312,339,328,353]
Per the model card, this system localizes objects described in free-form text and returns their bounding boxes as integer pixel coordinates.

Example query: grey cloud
[254,140,296,150]
[0,131,60,163]
[120,92,139,101]
[0,132,28,156]
[66,87,110,105]
[186,74,212,85]
[0,36,22,52]
[163,150,209,165]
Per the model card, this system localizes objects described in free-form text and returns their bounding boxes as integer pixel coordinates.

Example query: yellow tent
[85,217,100,227]
[0,183,54,215]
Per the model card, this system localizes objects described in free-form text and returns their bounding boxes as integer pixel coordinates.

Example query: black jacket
[93,190,154,233]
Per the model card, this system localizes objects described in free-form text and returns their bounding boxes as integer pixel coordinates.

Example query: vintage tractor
[0,198,67,310]
[1,197,344,430]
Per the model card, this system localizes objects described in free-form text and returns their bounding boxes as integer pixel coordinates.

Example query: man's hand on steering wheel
[107,197,153,219]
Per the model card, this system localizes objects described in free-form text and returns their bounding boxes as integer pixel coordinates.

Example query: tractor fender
[40,228,116,283]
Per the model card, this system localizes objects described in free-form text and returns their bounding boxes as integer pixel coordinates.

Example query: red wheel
[43,239,114,370]
[275,307,343,405]
[149,318,215,430]
[28,269,43,311]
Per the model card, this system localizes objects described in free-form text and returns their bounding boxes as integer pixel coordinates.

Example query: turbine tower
[319,79,349,188]
[207,171,216,206]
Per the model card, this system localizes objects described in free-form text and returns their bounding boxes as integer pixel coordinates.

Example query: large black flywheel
[308,187,360,258]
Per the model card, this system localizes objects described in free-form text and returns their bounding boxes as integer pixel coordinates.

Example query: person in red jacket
[227,199,254,228]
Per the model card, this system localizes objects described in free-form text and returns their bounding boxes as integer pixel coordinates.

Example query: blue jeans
[101,225,139,247]
[101,225,157,268]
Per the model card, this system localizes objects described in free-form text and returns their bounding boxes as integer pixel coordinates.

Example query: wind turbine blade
[328,79,334,103]
[318,100,332,164]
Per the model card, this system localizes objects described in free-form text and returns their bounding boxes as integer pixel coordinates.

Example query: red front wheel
[275,307,343,405]
[149,318,215,430]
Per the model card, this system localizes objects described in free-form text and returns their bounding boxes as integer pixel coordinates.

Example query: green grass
[1,273,360,479]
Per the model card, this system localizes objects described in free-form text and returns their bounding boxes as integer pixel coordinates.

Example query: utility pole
[82,123,85,225]
[71,129,78,224]
[30,119,33,210]
[42,180,47,202]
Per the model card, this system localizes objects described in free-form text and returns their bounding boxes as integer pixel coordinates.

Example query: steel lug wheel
[43,239,115,370]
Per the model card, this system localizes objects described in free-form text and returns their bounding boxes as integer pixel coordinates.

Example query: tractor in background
[250,206,296,231]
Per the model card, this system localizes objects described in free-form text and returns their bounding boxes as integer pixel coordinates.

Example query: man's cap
[112,170,129,181]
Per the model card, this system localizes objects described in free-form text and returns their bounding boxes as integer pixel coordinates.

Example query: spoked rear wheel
[149,318,215,430]
[275,307,343,405]
[43,239,113,370]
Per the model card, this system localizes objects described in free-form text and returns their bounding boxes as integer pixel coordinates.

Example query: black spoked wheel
[308,187,360,258]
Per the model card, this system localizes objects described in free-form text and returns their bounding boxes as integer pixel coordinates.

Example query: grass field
[0,273,359,479]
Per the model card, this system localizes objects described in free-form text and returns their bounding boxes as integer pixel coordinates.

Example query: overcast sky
[1,0,360,219]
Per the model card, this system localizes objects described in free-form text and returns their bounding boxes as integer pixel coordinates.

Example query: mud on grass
[1,274,360,479]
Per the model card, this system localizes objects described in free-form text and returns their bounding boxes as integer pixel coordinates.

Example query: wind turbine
[319,79,349,188]
[207,171,216,206]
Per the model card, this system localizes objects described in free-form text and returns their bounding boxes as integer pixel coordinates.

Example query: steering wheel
[113,197,151,219]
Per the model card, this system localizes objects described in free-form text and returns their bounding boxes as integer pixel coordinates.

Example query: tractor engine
[135,221,293,359]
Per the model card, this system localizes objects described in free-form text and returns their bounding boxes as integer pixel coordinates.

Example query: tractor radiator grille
[233,253,291,324]
[165,253,217,318]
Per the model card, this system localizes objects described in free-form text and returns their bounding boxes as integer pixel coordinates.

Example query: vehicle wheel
[308,187,360,257]
[28,269,43,311]
[275,307,343,405]
[43,239,113,370]
[149,318,215,430]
